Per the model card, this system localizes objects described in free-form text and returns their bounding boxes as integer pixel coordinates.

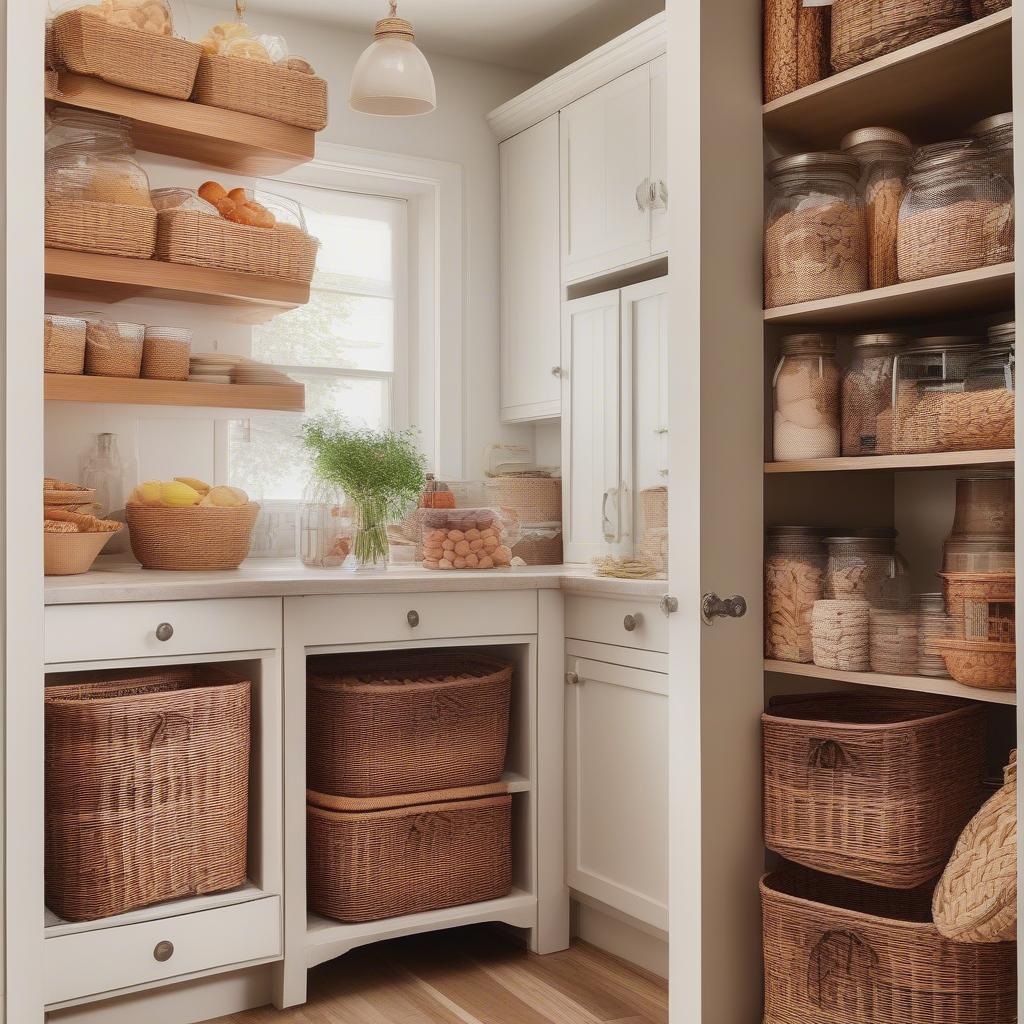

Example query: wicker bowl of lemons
[125,477,258,571]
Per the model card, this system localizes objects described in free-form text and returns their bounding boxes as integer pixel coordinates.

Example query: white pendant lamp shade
[350,2,436,116]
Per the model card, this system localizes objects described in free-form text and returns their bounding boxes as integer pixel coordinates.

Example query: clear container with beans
[897,143,1014,282]
[956,322,1014,451]
[43,314,87,375]
[841,127,913,289]
[971,112,1013,186]
[420,508,517,570]
[764,152,867,309]
[892,336,983,454]
[80,314,145,378]
[764,526,827,663]
[841,332,905,456]
[917,592,955,678]
[142,326,192,381]
[823,531,911,610]
[772,334,840,461]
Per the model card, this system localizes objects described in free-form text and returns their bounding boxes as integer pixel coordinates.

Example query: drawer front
[44,896,281,1006]
[45,598,282,664]
[565,595,667,653]
[288,590,537,647]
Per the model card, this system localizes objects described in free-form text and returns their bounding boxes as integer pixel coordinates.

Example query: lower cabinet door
[566,656,668,931]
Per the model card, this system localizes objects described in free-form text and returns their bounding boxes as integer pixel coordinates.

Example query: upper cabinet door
[561,65,653,283]
[649,55,668,257]
[500,115,562,423]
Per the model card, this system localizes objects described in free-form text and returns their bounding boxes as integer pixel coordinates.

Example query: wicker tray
[46,198,156,260]
[44,528,121,576]
[193,53,328,130]
[126,502,259,571]
[45,666,250,922]
[307,782,512,923]
[155,209,318,283]
[53,11,203,100]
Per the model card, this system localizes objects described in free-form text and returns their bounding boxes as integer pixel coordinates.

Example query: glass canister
[958,321,1015,451]
[45,136,153,208]
[764,152,867,308]
[841,332,905,456]
[897,143,1014,282]
[971,111,1013,186]
[764,526,827,663]
[917,592,954,678]
[823,531,911,610]
[297,482,354,568]
[772,333,840,461]
[841,127,913,289]
[46,106,132,151]
[892,336,983,454]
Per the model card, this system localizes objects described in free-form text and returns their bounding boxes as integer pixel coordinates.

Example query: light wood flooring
[216,926,668,1024]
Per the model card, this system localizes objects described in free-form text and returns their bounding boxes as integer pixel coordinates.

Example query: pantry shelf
[764,659,1016,706]
[763,262,1014,326]
[764,450,1014,474]
[46,73,315,175]
[762,10,1011,149]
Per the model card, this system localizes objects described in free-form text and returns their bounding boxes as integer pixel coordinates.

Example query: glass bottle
[80,432,129,516]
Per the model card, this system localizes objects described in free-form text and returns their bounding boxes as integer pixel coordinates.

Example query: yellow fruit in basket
[159,481,201,507]
[174,476,211,496]
[129,480,163,505]
[200,485,249,508]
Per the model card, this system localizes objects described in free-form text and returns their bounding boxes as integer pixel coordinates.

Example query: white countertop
[44,558,669,605]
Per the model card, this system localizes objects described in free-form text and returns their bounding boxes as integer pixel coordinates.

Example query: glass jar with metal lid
[823,531,911,611]
[764,152,866,308]
[971,112,1013,185]
[841,333,906,456]
[772,333,840,462]
[841,127,913,289]
[892,336,983,454]
[956,320,1015,451]
[765,526,827,663]
[897,141,1014,282]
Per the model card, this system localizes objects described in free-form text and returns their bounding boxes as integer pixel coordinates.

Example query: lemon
[129,480,163,505]
[199,485,249,508]
[174,476,211,496]
[159,481,202,507]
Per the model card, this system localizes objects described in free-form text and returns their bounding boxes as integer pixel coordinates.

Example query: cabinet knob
[701,593,747,625]
[407,610,420,628]
[155,623,174,642]
[153,940,174,962]
[565,671,580,685]
[623,612,644,632]
[551,366,563,377]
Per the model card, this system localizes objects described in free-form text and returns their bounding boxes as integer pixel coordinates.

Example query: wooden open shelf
[45,374,305,412]
[763,262,1014,326]
[45,248,310,322]
[765,449,1014,474]
[765,659,1016,705]
[47,73,315,175]
[763,10,1012,149]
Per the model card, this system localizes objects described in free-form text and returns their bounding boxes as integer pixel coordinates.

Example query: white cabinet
[649,54,668,257]
[500,115,562,423]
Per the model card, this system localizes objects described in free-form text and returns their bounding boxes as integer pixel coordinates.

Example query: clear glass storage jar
[823,531,911,610]
[297,482,354,568]
[79,314,145,378]
[764,152,867,308]
[957,321,1015,451]
[917,592,954,678]
[841,332,905,456]
[46,107,132,152]
[45,136,153,208]
[764,526,827,663]
[841,127,913,289]
[971,111,1014,186]
[772,334,840,461]
[420,508,516,570]
[897,142,1014,282]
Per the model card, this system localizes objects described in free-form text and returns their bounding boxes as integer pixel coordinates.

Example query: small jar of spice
[841,332,905,456]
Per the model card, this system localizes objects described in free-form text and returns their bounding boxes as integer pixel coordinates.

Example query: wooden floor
[215,927,668,1024]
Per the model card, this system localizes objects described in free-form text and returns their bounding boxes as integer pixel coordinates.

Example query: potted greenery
[301,415,426,570]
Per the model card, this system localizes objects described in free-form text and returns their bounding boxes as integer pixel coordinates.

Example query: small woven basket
[126,502,259,570]
[156,209,318,283]
[45,198,156,260]
[53,10,202,99]
[307,782,512,923]
[45,665,250,922]
[44,529,120,576]
[84,319,145,378]
[307,651,512,797]
[512,530,564,566]
[763,693,986,888]
[44,314,87,375]
[483,476,562,523]
[142,328,191,381]
[762,866,1018,1024]
[193,54,328,130]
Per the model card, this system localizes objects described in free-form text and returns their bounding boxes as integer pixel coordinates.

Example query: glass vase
[351,497,390,571]
[297,480,354,569]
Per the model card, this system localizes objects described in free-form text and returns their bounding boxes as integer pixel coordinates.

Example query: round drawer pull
[153,940,174,962]
[155,623,174,642]
[407,610,420,628]
[623,613,644,632]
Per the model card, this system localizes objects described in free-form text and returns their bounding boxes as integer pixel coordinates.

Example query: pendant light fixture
[349,1,437,116]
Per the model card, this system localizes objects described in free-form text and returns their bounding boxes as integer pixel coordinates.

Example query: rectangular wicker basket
[45,666,250,922]
[307,782,512,923]
[307,651,512,797]
[761,867,1018,1024]
[45,198,156,260]
[155,209,318,283]
[763,693,986,888]
[193,53,328,130]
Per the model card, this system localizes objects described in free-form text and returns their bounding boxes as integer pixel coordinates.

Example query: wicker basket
[307,782,512,923]
[141,328,191,381]
[126,502,259,570]
[45,665,250,922]
[763,693,986,888]
[44,528,120,576]
[512,529,564,566]
[972,0,1011,14]
[940,571,1015,642]
[762,866,1017,1024]
[307,651,512,797]
[193,54,328,130]
[53,11,202,99]
[483,476,562,523]
[156,209,318,283]
[44,314,87,375]
[45,198,156,260]
[84,320,145,378]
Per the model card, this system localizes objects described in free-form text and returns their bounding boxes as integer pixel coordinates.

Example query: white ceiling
[242,0,665,75]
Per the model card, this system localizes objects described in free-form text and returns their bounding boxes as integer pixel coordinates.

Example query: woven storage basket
[126,502,259,570]
[45,528,120,576]
[972,0,1011,13]
[45,198,156,259]
[512,530,563,566]
[307,782,512,923]
[45,665,250,922]
[933,750,1017,943]
[85,320,145,378]
[141,328,191,381]
[193,54,328,131]
[156,209,318,283]
[483,476,562,523]
[761,866,1017,1024]
[763,693,986,888]
[307,651,512,797]
[53,11,202,99]
[44,314,87,374]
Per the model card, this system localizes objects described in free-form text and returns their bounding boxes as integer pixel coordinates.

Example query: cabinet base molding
[570,897,668,979]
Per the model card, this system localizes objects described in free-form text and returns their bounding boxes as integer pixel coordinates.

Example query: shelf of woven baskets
[765,448,1014,473]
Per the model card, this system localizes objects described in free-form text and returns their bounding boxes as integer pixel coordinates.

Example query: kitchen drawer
[44,896,281,1007]
[288,590,537,647]
[45,597,282,664]
[565,595,667,654]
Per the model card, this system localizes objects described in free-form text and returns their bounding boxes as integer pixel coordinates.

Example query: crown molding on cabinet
[486,12,666,142]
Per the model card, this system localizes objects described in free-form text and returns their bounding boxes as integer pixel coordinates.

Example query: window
[228,184,408,502]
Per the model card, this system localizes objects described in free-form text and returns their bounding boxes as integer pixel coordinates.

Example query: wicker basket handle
[807,929,878,1007]
[807,738,850,771]
[148,711,192,747]
[407,811,455,851]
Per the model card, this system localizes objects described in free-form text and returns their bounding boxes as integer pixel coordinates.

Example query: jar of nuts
[420,508,516,570]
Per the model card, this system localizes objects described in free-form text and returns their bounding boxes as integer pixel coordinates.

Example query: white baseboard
[571,897,668,979]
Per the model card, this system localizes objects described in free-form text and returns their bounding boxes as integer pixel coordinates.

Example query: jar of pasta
[765,526,827,663]
[823,531,911,610]
[841,333,905,456]
[971,112,1014,186]
[772,334,840,461]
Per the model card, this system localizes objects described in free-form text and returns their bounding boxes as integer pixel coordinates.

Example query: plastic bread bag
[419,507,520,570]
[50,0,176,36]
[198,0,291,65]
